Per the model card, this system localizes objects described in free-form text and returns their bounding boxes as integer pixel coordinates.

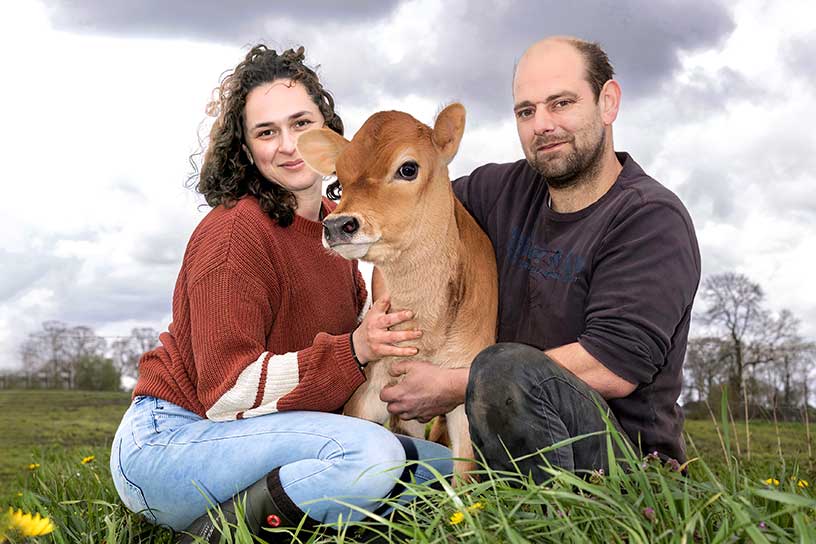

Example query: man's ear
[432,103,466,165]
[297,129,350,176]
[599,79,621,126]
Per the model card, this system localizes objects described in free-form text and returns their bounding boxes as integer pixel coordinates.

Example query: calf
[297,104,498,478]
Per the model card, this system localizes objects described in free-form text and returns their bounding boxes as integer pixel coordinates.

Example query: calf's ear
[432,103,466,165]
[297,129,350,176]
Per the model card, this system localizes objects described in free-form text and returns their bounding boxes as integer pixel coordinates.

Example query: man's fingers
[383,397,413,420]
[380,386,397,404]
[388,360,410,377]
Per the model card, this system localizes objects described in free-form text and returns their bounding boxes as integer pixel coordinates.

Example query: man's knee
[468,343,558,397]
[466,343,556,429]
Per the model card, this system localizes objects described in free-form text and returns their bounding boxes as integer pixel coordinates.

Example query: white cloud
[0,0,814,371]
[621,0,816,338]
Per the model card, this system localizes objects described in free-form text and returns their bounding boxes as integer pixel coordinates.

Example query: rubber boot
[175,467,316,543]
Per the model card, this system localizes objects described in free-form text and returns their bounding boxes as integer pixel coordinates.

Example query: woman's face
[243,79,326,196]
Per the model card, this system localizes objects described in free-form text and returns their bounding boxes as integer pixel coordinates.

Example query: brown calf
[297,104,498,478]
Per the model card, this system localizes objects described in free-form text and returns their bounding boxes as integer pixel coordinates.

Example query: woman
[109,45,452,543]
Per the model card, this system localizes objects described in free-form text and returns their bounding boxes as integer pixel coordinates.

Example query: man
[379,36,700,481]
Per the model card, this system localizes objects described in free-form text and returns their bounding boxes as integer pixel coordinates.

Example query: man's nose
[533,108,556,134]
[323,215,360,243]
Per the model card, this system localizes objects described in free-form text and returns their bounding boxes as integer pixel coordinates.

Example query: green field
[2,390,815,543]
[0,390,131,501]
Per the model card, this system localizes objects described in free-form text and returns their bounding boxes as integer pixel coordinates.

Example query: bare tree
[64,326,107,389]
[700,273,765,397]
[684,336,729,402]
[18,337,44,388]
[33,321,71,388]
[113,327,160,380]
[130,327,160,358]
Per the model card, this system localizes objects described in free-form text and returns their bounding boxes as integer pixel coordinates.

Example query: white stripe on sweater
[206,351,299,421]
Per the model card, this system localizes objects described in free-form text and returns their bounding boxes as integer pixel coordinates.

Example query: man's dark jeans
[465,343,632,483]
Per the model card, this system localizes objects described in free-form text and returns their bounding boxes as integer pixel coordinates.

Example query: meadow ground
[1,389,815,543]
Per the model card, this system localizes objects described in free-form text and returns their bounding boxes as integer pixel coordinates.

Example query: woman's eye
[258,129,277,138]
[396,161,419,181]
[295,119,313,129]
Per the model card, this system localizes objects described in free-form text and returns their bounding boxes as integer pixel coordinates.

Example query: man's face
[513,42,606,188]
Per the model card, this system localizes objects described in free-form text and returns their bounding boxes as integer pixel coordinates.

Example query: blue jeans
[110,396,452,531]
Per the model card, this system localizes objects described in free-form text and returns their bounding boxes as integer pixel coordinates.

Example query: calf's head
[297,103,466,264]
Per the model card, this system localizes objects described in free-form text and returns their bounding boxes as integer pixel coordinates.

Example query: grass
[1,389,815,543]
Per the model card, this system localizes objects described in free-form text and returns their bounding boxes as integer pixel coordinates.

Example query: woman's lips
[280,159,304,170]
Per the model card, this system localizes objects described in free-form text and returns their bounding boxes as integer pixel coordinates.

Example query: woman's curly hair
[192,45,344,227]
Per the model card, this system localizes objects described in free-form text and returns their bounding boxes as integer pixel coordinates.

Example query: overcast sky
[1,0,814,369]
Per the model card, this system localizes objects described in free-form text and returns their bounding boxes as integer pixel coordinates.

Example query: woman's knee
[327,418,406,465]
[321,419,406,497]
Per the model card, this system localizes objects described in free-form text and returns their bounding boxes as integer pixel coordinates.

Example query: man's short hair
[565,38,615,102]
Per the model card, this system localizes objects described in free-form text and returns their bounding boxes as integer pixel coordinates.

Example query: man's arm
[380,341,635,422]
[545,342,636,399]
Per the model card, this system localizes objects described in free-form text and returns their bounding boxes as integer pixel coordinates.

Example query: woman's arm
[189,264,365,421]
[352,266,422,364]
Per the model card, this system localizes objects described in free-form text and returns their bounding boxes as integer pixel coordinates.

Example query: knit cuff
[334,333,368,387]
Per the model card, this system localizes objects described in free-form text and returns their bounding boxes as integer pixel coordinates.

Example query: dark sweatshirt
[453,152,701,462]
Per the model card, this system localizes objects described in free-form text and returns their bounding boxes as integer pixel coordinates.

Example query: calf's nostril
[342,218,359,234]
[323,225,332,240]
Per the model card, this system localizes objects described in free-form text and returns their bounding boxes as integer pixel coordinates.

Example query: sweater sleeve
[188,264,365,421]
[578,202,700,385]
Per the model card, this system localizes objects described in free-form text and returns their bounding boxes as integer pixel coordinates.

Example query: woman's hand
[352,294,421,364]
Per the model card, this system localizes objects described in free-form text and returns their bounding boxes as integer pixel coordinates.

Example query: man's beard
[528,126,606,190]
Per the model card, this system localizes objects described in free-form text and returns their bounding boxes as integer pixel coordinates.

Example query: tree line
[684,272,815,420]
[1,272,812,411]
[0,321,159,391]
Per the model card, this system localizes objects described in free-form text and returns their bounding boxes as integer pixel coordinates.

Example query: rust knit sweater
[133,196,367,420]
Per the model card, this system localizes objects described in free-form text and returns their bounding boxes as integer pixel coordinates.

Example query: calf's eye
[396,161,419,181]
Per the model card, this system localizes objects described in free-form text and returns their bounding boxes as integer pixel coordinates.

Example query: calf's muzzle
[323,215,360,244]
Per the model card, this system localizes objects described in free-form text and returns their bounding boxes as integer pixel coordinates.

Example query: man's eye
[554,100,572,109]
[516,108,533,119]
[396,161,419,181]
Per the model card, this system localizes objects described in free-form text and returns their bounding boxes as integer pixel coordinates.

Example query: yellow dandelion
[5,508,55,537]
[449,511,465,525]
[467,502,485,512]
[763,478,780,486]
[799,479,809,489]
[27,463,40,471]
[16,492,22,497]
[81,455,95,465]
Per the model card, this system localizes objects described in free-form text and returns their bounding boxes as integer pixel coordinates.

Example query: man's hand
[380,361,469,423]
